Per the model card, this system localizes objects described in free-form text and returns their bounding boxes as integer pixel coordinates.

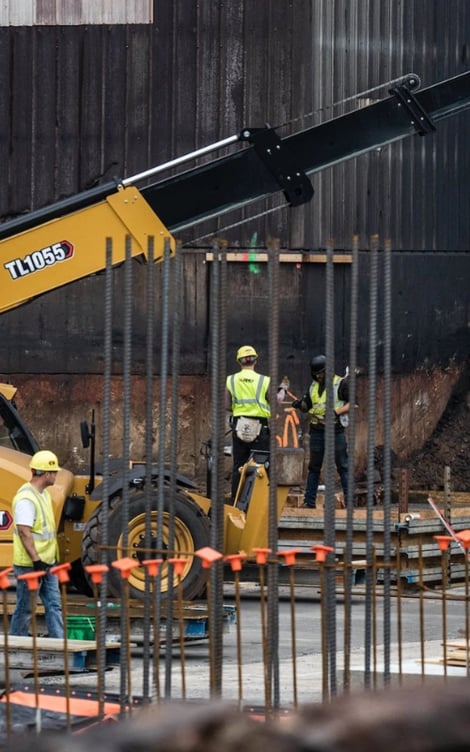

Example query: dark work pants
[231,425,270,502]
[304,429,349,507]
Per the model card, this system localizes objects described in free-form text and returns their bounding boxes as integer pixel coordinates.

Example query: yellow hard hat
[29,450,61,472]
[237,345,258,361]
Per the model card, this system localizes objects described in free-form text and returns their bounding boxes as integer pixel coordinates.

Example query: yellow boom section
[0,185,175,314]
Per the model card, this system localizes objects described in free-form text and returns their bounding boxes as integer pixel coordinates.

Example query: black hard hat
[310,354,326,376]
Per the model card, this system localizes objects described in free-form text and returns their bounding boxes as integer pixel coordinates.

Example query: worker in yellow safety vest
[226,345,287,502]
[292,354,350,509]
[10,450,64,638]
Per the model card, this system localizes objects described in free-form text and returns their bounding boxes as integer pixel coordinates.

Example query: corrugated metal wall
[0,0,468,378]
[1,0,468,249]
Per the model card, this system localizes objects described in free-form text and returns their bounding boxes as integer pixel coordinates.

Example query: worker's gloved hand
[33,560,49,572]
[291,398,302,409]
[278,376,290,391]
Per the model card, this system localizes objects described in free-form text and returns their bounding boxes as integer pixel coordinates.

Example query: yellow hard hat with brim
[29,450,61,472]
[237,345,258,361]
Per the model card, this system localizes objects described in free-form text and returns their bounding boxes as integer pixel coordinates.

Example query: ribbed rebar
[142,236,155,701]
[119,235,133,710]
[98,237,114,703]
[267,238,280,711]
[156,238,171,697]
[209,238,226,697]
[343,234,359,692]
[164,240,183,692]
[382,238,393,682]
[364,235,379,688]
[324,238,337,697]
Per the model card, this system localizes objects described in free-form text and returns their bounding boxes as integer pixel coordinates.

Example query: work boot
[301,502,316,509]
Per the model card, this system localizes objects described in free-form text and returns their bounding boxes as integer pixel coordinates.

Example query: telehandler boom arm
[0,71,469,313]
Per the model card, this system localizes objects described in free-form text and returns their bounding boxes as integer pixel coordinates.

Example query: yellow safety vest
[12,483,59,566]
[309,375,345,426]
[227,370,271,419]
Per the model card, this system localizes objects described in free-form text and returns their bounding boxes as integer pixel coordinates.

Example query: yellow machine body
[0,186,175,313]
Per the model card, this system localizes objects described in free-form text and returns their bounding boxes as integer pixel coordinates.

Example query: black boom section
[0,71,468,239]
[142,71,470,232]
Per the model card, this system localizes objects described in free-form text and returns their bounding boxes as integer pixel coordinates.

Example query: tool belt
[235,416,263,443]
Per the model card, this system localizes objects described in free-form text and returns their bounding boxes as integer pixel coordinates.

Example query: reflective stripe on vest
[12,483,58,566]
[227,370,271,418]
[308,374,345,425]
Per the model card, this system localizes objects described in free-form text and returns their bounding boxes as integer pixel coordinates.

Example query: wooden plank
[0,635,121,670]
[205,252,352,263]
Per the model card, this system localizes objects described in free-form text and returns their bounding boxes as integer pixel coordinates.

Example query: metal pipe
[122,135,240,186]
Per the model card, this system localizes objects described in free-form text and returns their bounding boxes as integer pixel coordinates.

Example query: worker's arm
[291,392,311,413]
[276,376,290,404]
[336,378,350,417]
[335,402,350,417]
[16,524,40,562]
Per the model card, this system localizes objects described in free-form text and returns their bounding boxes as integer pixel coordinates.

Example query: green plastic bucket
[66,615,96,641]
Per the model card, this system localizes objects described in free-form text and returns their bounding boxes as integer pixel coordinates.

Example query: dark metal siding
[1,1,469,246]
[0,0,469,377]
[1,252,468,379]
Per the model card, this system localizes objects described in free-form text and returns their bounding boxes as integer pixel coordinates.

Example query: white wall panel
[0,0,153,26]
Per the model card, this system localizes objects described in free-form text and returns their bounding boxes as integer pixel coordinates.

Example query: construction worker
[226,345,287,502]
[292,354,350,508]
[10,449,64,638]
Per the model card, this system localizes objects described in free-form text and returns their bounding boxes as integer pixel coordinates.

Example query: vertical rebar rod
[142,236,155,702]
[124,578,133,710]
[255,556,270,713]
[99,237,114,695]
[167,558,188,699]
[396,540,403,682]
[225,554,246,707]
[443,468,452,586]
[92,581,105,715]
[364,234,379,689]
[436,543,449,680]
[152,573,162,702]
[324,238,336,697]
[277,549,301,707]
[319,559,329,701]
[141,560,164,702]
[382,238,393,683]
[209,239,225,698]
[165,240,183,696]
[234,570,244,706]
[175,572,187,699]
[119,236,133,711]
[343,234,359,692]
[267,238,280,711]
[464,547,470,677]
[57,578,71,730]
[111,562,135,714]
[0,571,12,736]
[26,584,42,734]
[418,540,426,681]
[342,558,351,691]
[372,548,377,689]
[156,238,171,696]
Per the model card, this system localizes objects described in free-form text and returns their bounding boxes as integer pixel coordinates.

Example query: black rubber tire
[68,558,93,596]
[81,489,210,601]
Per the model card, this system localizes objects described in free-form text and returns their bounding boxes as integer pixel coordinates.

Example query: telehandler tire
[81,489,210,601]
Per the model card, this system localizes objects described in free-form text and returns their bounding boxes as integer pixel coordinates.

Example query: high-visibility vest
[12,483,59,566]
[308,375,345,425]
[227,370,271,418]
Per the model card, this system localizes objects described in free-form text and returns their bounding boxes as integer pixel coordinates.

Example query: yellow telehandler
[0,70,468,599]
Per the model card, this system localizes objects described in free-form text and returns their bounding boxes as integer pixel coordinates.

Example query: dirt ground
[399,362,470,492]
